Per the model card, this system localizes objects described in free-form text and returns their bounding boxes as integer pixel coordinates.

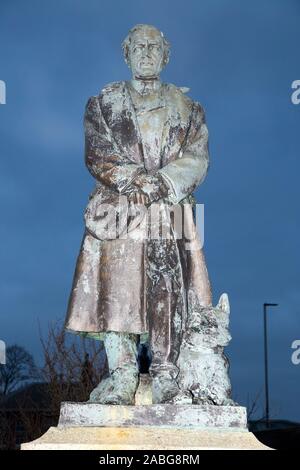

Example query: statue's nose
[144,45,152,56]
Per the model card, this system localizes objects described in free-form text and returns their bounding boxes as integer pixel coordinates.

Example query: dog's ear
[216,293,230,315]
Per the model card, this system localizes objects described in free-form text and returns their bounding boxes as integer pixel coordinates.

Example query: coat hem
[65,327,149,344]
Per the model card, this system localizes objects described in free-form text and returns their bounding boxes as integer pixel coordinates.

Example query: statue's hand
[131,172,170,204]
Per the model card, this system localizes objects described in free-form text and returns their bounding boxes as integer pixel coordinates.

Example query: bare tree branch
[0,345,39,396]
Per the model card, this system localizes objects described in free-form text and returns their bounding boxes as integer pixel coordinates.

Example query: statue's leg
[146,238,192,404]
[89,331,139,404]
[149,334,192,404]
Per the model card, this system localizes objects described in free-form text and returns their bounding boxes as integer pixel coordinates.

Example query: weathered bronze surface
[64,24,234,406]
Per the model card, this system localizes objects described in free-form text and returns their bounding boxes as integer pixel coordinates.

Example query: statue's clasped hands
[127,171,169,207]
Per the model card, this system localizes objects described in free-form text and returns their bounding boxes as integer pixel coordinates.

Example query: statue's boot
[89,332,139,405]
[150,364,192,405]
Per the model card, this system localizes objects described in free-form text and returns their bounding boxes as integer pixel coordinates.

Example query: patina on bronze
[64,24,234,406]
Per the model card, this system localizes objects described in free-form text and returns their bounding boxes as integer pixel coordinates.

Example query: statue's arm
[84,96,145,193]
[157,102,210,204]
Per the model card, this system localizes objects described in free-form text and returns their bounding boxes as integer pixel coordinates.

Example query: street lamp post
[263,302,278,427]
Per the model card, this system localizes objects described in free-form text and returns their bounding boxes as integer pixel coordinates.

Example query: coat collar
[129,77,162,96]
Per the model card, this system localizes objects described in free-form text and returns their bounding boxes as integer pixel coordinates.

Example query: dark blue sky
[0,0,299,420]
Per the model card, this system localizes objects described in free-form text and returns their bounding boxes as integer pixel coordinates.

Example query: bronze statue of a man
[64,24,224,406]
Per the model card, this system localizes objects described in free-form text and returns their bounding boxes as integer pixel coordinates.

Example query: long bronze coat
[64,80,212,342]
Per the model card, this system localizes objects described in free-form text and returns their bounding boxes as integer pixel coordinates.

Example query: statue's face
[128,28,165,79]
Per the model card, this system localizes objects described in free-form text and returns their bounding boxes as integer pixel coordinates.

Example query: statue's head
[122,24,170,79]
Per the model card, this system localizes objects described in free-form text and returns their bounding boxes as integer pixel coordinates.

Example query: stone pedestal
[58,402,248,429]
[21,402,270,450]
[21,425,270,450]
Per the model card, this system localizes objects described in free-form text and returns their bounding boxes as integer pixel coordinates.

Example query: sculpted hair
[122,24,171,68]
